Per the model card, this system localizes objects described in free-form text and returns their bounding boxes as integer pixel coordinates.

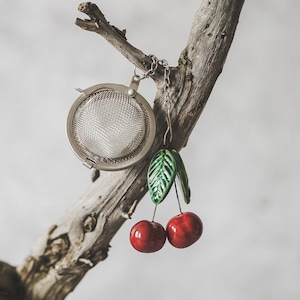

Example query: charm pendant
[129,56,203,253]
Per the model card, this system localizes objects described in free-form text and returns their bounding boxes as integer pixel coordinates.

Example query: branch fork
[76,2,165,81]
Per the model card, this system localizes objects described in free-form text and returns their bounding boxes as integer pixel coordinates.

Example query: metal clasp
[128,75,141,97]
[83,157,96,169]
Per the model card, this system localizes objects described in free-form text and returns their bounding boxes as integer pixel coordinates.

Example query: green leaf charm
[172,149,191,204]
[147,149,177,204]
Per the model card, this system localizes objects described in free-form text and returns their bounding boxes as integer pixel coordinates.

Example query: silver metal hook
[133,65,146,80]
[133,65,139,77]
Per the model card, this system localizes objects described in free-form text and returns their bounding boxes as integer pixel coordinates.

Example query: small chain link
[147,54,159,77]
[134,55,158,80]
[160,59,171,110]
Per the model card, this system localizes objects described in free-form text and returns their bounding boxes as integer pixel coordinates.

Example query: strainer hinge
[83,157,97,169]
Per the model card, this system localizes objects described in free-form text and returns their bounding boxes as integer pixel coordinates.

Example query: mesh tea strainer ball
[67,77,156,171]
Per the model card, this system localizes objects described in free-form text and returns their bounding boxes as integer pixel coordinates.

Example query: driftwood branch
[75,2,166,80]
[2,1,245,299]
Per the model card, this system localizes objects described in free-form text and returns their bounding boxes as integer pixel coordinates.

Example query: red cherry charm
[130,220,166,253]
[166,212,203,248]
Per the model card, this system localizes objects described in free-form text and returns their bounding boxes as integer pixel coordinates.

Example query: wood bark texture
[1,1,245,299]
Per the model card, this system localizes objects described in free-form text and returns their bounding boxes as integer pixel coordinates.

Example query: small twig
[78,2,106,23]
[78,258,94,267]
[75,2,165,81]
[78,3,127,40]
[122,200,138,219]
[91,169,100,182]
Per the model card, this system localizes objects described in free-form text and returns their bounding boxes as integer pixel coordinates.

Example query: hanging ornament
[66,56,159,171]
[129,57,203,253]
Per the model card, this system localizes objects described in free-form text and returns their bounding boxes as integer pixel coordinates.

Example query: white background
[0,0,299,299]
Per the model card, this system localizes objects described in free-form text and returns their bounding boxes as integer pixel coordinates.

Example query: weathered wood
[8,1,245,299]
[0,261,26,300]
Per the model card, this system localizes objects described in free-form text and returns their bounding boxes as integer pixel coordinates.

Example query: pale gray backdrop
[0,0,299,299]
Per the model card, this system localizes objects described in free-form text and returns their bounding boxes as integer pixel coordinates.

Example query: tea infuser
[67,56,159,171]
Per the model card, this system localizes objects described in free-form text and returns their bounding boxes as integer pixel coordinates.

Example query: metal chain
[147,54,159,77]
[159,59,173,145]
[159,59,171,108]
[134,55,158,80]
[134,54,173,145]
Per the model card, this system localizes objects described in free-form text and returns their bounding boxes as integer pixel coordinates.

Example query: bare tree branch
[75,2,165,81]
[3,1,245,299]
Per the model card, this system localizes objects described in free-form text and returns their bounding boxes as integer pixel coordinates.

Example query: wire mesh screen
[71,88,152,166]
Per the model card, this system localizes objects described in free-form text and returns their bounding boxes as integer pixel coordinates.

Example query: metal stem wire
[152,204,158,222]
[163,108,173,146]
[174,179,183,214]
[161,60,173,146]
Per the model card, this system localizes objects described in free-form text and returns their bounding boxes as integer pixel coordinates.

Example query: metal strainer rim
[66,83,156,171]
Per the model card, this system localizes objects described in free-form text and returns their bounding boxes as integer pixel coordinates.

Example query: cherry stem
[174,180,183,214]
[152,204,158,222]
